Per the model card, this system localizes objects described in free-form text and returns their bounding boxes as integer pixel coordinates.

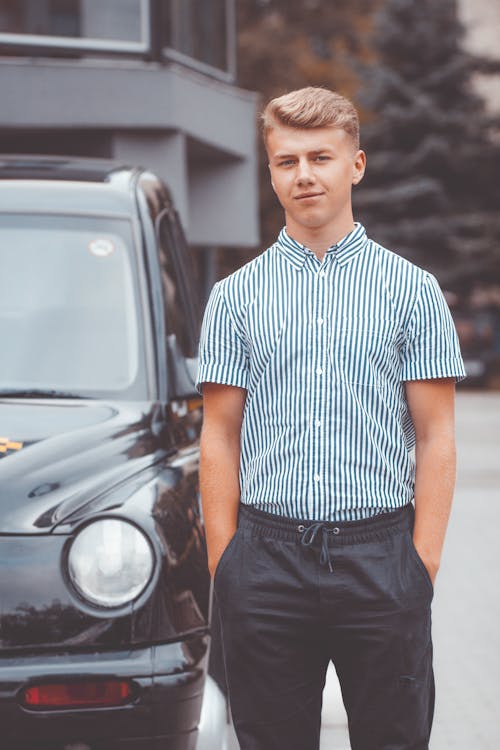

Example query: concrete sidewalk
[430,391,500,749]
[320,391,500,749]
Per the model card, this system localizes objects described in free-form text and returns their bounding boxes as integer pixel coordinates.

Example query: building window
[0,0,80,37]
[162,0,233,75]
[0,0,235,79]
[0,0,147,51]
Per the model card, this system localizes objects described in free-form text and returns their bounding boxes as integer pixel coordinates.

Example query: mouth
[294,192,324,200]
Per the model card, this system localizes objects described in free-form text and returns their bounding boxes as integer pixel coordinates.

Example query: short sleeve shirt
[197,223,466,521]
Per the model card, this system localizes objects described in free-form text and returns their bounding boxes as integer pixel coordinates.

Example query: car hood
[0,399,166,533]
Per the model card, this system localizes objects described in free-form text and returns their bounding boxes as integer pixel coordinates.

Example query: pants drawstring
[300,522,334,572]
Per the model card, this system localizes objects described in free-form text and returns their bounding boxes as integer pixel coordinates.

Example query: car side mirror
[166,334,199,400]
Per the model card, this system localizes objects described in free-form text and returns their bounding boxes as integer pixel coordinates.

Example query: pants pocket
[406,531,434,597]
[213,529,240,587]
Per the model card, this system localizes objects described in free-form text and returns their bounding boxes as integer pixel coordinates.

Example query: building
[458,0,500,114]
[0,0,259,292]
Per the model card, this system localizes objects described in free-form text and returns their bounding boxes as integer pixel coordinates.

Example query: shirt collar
[276,222,368,269]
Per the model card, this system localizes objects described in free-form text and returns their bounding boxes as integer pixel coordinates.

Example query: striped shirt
[197,223,466,521]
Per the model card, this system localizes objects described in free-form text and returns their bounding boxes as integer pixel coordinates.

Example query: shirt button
[315,419,321,428]
[314,473,320,482]
[316,367,323,376]
[319,271,326,278]
[317,318,324,325]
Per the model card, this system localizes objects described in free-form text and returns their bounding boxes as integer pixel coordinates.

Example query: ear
[352,149,366,185]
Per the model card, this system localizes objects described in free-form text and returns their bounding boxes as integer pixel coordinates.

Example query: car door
[154,203,209,618]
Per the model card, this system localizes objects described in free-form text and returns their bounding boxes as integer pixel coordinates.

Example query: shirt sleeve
[196,281,249,394]
[401,273,466,383]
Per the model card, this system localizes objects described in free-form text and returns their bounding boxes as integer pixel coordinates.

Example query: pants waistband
[238,502,414,545]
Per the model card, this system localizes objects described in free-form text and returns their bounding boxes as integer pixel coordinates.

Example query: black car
[0,156,232,749]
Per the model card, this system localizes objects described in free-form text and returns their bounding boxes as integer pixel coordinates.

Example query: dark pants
[213,503,435,750]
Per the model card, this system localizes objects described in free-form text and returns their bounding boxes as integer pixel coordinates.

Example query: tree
[353,0,500,292]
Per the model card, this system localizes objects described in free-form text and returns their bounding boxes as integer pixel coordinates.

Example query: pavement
[320,390,500,749]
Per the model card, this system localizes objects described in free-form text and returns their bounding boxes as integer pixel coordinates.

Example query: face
[267,124,366,236]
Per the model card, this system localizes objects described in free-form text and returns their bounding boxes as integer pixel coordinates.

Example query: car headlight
[68,519,154,608]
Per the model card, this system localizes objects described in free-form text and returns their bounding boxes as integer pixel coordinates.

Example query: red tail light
[22,679,133,709]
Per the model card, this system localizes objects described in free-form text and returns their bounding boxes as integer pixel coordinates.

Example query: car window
[157,212,198,358]
[0,213,149,398]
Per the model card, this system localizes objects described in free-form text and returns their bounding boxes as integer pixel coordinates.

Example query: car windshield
[0,213,149,399]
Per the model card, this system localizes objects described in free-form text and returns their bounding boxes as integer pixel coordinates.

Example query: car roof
[0,154,138,184]
[0,155,142,216]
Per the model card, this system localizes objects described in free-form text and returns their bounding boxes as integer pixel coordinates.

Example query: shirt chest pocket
[329,319,398,387]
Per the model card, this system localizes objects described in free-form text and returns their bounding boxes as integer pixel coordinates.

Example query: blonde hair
[261,86,360,149]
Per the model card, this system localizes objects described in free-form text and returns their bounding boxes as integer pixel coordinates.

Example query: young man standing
[197,87,465,750]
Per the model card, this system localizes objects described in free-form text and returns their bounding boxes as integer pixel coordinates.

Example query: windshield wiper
[0,389,89,400]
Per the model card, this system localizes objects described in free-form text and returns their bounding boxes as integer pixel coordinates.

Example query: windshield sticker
[0,437,23,457]
[88,238,115,257]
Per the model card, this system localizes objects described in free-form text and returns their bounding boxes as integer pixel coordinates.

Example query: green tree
[353,0,500,292]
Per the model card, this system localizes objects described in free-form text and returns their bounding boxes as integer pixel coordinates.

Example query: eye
[314,154,330,162]
[277,159,295,167]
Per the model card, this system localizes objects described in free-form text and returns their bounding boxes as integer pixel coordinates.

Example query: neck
[285,214,356,260]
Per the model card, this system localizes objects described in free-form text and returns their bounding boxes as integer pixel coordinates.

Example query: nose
[296,157,314,185]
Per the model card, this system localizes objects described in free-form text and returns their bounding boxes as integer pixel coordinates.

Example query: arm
[200,381,247,578]
[405,377,457,585]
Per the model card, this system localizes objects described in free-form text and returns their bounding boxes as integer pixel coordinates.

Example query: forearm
[413,433,456,583]
[200,426,241,577]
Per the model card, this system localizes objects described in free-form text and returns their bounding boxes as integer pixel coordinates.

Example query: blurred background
[1,0,500,388]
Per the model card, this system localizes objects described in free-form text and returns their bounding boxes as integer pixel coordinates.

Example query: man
[197,87,465,750]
